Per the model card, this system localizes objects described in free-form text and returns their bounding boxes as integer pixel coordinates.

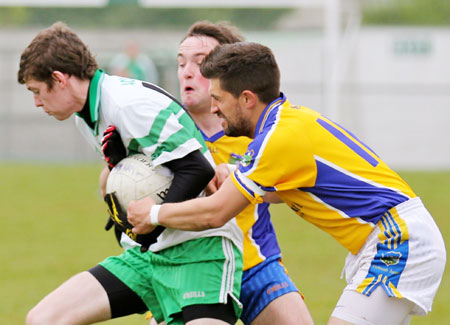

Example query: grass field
[1,163,448,324]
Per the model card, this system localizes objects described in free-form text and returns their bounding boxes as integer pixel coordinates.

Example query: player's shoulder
[102,75,171,111]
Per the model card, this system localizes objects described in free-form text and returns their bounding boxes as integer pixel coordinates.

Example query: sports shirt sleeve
[231,98,316,205]
[162,149,215,203]
[116,101,203,168]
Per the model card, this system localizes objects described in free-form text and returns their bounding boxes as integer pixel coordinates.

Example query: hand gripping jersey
[203,130,281,271]
[231,93,416,255]
[75,70,243,252]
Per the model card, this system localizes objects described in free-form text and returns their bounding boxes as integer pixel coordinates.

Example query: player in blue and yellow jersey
[175,21,313,324]
[129,42,446,324]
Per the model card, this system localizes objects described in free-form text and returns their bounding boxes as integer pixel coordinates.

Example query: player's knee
[26,305,47,325]
[26,305,63,325]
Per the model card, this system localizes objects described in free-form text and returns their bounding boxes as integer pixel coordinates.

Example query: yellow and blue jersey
[202,130,281,271]
[231,93,416,254]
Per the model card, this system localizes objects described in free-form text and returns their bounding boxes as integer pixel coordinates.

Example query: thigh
[240,256,304,324]
[253,292,313,325]
[331,287,414,325]
[27,271,110,324]
[99,247,163,321]
[88,264,147,318]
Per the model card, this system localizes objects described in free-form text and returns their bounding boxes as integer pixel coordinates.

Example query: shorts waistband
[387,197,423,216]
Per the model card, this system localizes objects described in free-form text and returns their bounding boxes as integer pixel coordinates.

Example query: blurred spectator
[109,40,159,83]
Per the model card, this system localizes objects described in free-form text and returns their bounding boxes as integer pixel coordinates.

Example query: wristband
[149,205,161,226]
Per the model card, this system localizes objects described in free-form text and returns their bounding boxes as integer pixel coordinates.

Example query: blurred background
[1,1,449,324]
[1,0,450,169]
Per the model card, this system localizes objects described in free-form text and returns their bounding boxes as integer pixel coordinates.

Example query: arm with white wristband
[149,204,161,226]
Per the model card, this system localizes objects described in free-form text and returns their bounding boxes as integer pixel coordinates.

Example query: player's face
[177,36,219,113]
[209,78,253,138]
[26,77,79,121]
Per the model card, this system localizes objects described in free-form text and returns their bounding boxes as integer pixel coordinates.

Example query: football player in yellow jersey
[175,21,313,325]
[129,42,446,324]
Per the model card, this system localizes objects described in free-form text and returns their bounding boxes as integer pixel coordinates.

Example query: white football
[106,154,174,211]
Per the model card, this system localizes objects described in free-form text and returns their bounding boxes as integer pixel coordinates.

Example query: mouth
[184,86,194,93]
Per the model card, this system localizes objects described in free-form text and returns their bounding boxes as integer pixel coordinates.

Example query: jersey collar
[255,92,286,136]
[75,69,105,135]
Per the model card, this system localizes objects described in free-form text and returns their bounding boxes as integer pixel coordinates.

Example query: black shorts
[88,264,147,318]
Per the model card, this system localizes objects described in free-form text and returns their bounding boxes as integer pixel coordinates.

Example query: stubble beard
[224,116,252,138]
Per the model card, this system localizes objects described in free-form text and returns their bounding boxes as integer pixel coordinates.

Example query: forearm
[158,195,225,231]
[129,177,250,234]
[99,166,110,197]
[157,177,250,231]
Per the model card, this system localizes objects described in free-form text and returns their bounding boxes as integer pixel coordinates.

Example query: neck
[70,77,91,113]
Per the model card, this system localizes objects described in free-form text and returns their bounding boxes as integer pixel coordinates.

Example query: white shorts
[335,197,446,318]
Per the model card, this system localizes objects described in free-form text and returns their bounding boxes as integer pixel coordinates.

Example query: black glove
[104,192,166,252]
[104,216,124,247]
[104,192,136,240]
[102,125,126,170]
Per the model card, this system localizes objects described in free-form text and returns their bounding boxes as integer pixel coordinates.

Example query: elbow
[203,210,229,230]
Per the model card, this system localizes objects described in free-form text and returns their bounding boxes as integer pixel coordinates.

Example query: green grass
[0,164,448,324]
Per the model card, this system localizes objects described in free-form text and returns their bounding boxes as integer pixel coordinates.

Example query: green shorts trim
[100,236,243,324]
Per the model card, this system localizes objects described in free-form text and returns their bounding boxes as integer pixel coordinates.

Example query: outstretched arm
[128,176,250,233]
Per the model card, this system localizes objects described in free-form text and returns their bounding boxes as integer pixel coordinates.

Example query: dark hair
[201,42,280,104]
[182,20,245,45]
[18,21,98,89]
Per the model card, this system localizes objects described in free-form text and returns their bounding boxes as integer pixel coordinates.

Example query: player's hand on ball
[101,125,126,170]
[128,196,157,235]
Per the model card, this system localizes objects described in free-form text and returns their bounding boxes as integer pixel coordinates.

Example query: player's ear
[51,71,68,88]
[240,90,257,109]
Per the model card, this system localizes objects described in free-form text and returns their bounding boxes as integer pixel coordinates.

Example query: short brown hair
[201,42,280,104]
[18,21,98,89]
[182,20,245,45]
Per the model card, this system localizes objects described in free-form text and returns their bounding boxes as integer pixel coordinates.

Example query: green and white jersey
[75,70,243,252]
[76,69,207,166]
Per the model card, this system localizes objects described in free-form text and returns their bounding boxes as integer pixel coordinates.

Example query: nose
[210,98,219,114]
[181,62,196,79]
[33,94,43,107]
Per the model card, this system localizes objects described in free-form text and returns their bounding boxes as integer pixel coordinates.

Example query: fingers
[205,177,218,196]
[100,125,126,170]
[101,130,114,144]
[127,198,156,234]
[215,163,233,188]
[101,125,116,145]
[103,124,116,134]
